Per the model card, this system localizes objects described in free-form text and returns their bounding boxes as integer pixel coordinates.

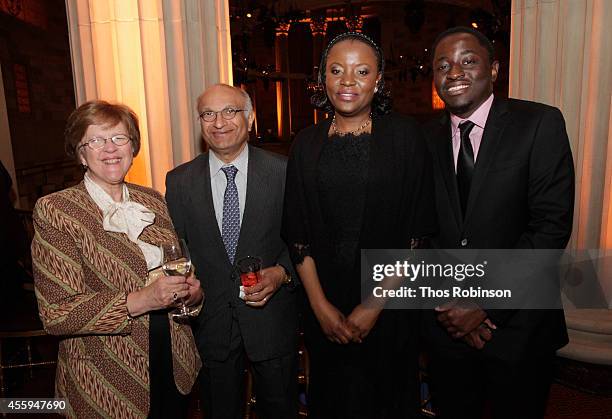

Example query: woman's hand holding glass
[182,273,203,307]
[127,274,189,317]
[161,239,201,319]
[127,239,203,318]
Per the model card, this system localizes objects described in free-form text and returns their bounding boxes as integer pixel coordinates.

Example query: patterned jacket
[32,181,201,418]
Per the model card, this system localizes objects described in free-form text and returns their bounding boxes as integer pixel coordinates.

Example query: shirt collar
[210,143,249,177]
[450,93,494,134]
[84,171,129,208]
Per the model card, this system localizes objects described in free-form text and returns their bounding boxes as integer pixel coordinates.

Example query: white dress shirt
[209,145,249,232]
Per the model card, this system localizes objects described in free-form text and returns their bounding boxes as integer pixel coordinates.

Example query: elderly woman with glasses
[31,100,202,418]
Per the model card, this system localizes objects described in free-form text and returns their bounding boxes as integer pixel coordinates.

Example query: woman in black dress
[282,32,437,418]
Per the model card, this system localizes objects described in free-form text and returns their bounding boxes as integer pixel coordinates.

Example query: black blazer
[282,113,437,313]
[424,97,575,361]
[166,145,298,362]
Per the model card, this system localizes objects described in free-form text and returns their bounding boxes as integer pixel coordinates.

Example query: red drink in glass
[240,271,259,287]
[236,256,262,288]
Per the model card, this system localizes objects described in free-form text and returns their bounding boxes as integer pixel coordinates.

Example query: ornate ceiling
[247,0,496,14]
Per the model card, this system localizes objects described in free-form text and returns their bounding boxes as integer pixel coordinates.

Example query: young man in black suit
[423,27,575,418]
[165,84,298,419]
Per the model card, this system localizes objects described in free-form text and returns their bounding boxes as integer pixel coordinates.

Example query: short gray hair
[239,88,253,119]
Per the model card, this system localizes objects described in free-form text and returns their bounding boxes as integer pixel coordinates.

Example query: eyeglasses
[79,134,131,150]
[198,107,245,122]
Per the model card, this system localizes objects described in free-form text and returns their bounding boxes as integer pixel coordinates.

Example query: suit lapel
[192,153,228,263]
[235,145,261,260]
[463,98,509,223]
[433,114,463,229]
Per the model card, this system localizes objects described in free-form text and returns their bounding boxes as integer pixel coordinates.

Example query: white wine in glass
[161,239,197,320]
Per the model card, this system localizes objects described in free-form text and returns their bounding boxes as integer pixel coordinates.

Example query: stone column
[65,0,232,191]
[275,22,291,141]
[510,0,612,366]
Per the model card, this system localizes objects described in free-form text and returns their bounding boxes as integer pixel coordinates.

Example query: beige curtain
[511,0,612,364]
[65,0,233,192]
[510,0,612,253]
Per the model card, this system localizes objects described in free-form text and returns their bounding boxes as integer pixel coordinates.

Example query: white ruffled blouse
[84,173,162,270]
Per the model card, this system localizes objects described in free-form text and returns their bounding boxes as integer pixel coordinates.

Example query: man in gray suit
[166,84,298,419]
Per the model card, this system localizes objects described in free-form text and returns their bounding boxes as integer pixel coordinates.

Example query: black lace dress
[316,132,370,314]
[297,133,418,419]
[283,114,436,419]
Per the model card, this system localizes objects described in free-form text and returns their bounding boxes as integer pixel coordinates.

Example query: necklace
[331,114,372,136]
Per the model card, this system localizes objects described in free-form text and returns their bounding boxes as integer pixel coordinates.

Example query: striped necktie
[221,165,240,264]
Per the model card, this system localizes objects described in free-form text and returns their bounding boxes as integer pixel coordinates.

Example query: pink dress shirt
[450,94,494,172]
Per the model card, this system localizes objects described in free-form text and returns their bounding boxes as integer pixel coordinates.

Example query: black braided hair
[311,31,392,116]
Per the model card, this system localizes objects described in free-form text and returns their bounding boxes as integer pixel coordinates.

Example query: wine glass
[161,239,197,320]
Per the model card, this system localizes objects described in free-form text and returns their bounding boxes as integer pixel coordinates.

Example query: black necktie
[457,120,475,218]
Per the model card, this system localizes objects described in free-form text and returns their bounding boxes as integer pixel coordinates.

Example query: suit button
[460,238,468,247]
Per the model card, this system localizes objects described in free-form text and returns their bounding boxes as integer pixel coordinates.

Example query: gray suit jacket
[166,145,298,362]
